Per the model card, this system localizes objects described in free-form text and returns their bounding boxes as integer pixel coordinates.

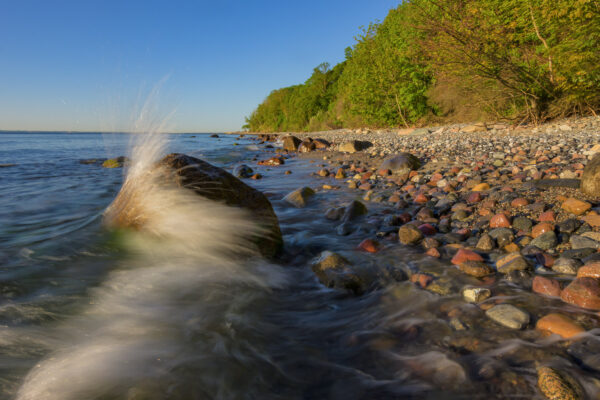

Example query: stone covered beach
[244,116,600,399]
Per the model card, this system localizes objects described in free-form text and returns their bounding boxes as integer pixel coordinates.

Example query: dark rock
[570,235,600,250]
[311,251,364,294]
[103,153,283,258]
[488,228,514,248]
[342,200,368,221]
[282,135,302,152]
[398,224,423,245]
[530,231,558,250]
[512,217,533,232]
[558,219,581,234]
[102,156,129,168]
[325,207,344,221]
[233,164,253,178]
[378,153,421,175]
[552,257,582,275]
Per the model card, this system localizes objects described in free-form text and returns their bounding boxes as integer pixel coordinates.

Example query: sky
[0,0,399,132]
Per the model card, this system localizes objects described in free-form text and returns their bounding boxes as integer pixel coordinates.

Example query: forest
[244,0,600,132]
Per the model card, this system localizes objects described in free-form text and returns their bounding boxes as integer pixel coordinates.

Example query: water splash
[15,95,287,400]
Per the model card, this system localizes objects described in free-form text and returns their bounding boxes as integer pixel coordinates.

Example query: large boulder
[104,153,283,258]
[581,154,600,196]
[378,153,421,175]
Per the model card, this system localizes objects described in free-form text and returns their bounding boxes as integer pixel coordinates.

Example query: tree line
[244,0,599,132]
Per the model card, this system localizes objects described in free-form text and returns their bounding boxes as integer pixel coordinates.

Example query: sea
[0,131,597,399]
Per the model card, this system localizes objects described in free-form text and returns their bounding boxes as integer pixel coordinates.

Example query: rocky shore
[245,116,600,399]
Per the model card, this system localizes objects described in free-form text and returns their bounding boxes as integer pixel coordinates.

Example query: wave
[16,123,287,399]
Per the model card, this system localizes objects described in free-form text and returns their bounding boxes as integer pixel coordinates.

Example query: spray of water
[15,90,286,400]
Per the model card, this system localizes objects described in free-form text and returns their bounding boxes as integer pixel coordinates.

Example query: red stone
[531,223,554,239]
[410,273,433,288]
[561,278,600,310]
[258,157,284,166]
[414,194,428,204]
[467,192,482,203]
[378,168,391,176]
[532,276,561,297]
[418,223,436,236]
[451,249,484,265]
[359,183,372,191]
[538,211,555,222]
[511,198,529,207]
[489,213,511,228]
[358,239,380,253]
[425,248,440,258]
[577,262,600,279]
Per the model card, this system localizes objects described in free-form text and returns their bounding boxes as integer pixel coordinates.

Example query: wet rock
[496,253,531,274]
[569,235,600,250]
[210,133,219,138]
[458,261,495,277]
[558,219,580,234]
[537,366,583,400]
[358,238,380,253]
[342,200,368,221]
[561,198,591,216]
[325,207,344,221]
[311,251,363,294]
[476,234,495,251]
[102,156,128,168]
[561,277,600,309]
[490,214,511,228]
[581,153,600,196]
[577,262,600,278]
[283,187,315,208]
[551,257,582,275]
[104,153,283,258]
[378,153,421,175]
[513,217,533,232]
[258,157,285,166]
[485,304,530,329]
[451,249,484,265]
[532,276,561,297]
[567,337,600,372]
[462,287,491,303]
[336,222,354,236]
[298,140,317,153]
[398,224,423,245]
[488,228,514,248]
[233,164,254,178]
[536,313,584,339]
[530,231,558,251]
[531,223,554,239]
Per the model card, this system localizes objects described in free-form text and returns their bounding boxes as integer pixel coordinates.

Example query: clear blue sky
[0,0,399,132]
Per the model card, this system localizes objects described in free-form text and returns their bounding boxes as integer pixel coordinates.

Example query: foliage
[245,0,600,131]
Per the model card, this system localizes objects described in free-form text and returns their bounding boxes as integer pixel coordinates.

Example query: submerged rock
[311,251,363,294]
[283,187,315,208]
[485,304,530,329]
[537,366,583,400]
[102,156,129,168]
[103,153,283,259]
